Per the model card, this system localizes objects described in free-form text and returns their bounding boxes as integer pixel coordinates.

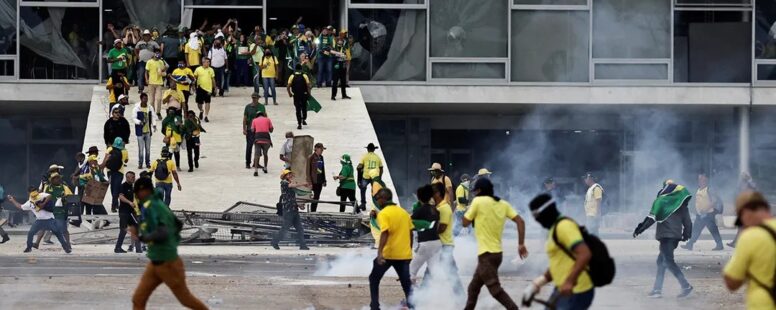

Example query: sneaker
[253,171,258,177]
[204,117,210,123]
[726,242,736,248]
[114,248,127,253]
[128,245,134,252]
[146,163,151,169]
[138,164,143,169]
[64,248,72,254]
[23,248,32,253]
[44,240,54,245]
[647,290,662,298]
[0,236,9,244]
[712,245,724,251]
[195,161,199,169]
[680,244,693,251]
[246,163,251,169]
[271,243,280,250]
[678,285,693,298]
[300,246,310,250]
[32,244,39,249]
[273,101,278,105]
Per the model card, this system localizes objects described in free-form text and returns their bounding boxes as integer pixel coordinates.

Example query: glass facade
[0,0,768,84]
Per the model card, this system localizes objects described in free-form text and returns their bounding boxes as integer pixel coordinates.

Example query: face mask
[154,53,161,58]
[178,63,184,68]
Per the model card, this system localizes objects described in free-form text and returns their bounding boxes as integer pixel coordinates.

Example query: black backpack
[154,159,170,180]
[751,224,776,304]
[291,72,308,95]
[106,148,123,171]
[552,217,616,287]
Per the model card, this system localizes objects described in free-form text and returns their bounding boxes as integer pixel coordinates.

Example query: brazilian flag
[307,95,322,113]
[649,184,692,222]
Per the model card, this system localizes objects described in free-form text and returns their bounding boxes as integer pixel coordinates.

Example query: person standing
[193,58,216,122]
[469,168,492,194]
[243,93,266,169]
[582,173,603,235]
[307,143,327,212]
[132,93,156,169]
[260,48,279,105]
[103,137,129,213]
[271,170,310,250]
[171,60,196,118]
[723,191,776,310]
[145,49,167,115]
[159,27,180,78]
[208,38,229,97]
[183,110,206,173]
[334,154,357,213]
[107,39,130,76]
[279,131,294,169]
[524,193,595,310]
[287,64,311,130]
[681,172,724,251]
[462,178,527,310]
[136,30,160,94]
[409,185,442,285]
[633,180,694,299]
[330,36,350,100]
[429,162,454,205]
[454,174,471,236]
[184,32,202,71]
[115,171,138,253]
[7,190,71,253]
[104,106,131,148]
[128,177,207,310]
[369,188,414,310]
[251,111,274,176]
[358,143,383,211]
[432,182,464,295]
[316,26,335,88]
[148,146,182,206]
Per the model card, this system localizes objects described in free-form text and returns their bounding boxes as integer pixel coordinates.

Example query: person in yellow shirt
[184,32,202,70]
[724,191,776,310]
[681,172,724,251]
[148,146,181,206]
[144,50,167,115]
[582,172,603,235]
[170,60,195,115]
[428,162,453,204]
[193,58,216,122]
[462,178,527,310]
[454,174,471,236]
[260,49,279,105]
[524,193,595,310]
[369,188,414,310]
[162,87,185,116]
[432,182,464,295]
[357,143,383,211]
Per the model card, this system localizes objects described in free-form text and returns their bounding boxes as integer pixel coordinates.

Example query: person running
[132,93,156,169]
[243,93,266,169]
[462,178,527,310]
[524,193,595,310]
[251,111,274,176]
[287,64,311,130]
[307,143,326,212]
[432,182,464,295]
[7,189,71,253]
[271,169,310,250]
[334,154,357,213]
[148,146,182,206]
[428,162,454,204]
[723,191,776,310]
[193,58,216,122]
[633,180,694,299]
[128,176,207,310]
[115,171,140,253]
[369,188,414,310]
[183,110,206,172]
[103,137,129,213]
[358,143,383,211]
[409,185,442,285]
[681,172,724,251]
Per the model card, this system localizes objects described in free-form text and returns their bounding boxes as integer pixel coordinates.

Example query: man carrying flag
[633,179,694,299]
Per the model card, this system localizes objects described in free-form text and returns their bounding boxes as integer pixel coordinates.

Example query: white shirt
[21,193,55,220]
[208,47,228,68]
[282,138,293,168]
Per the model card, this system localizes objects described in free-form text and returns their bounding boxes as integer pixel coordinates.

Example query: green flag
[649,184,691,222]
[307,95,322,113]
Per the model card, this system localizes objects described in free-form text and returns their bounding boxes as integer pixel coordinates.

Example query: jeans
[116,212,141,251]
[235,59,251,86]
[369,259,413,310]
[652,238,690,291]
[136,61,146,91]
[453,210,466,236]
[359,178,371,208]
[156,182,173,206]
[293,94,308,126]
[223,68,231,92]
[253,68,263,94]
[245,131,255,166]
[465,252,518,310]
[262,78,276,103]
[137,133,152,167]
[339,188,356,213]
[27,219,69,251]
[186,137,200,170]
[310,183,323,212]
[439,245,465,295]
[586,215,600,235]
[213,66,225,96]
[132,257,208,310]
[549,288,595,310]
[109,170,124,210]
[271,210,307,247]
[316,56,333,87]
[685,214,723,248]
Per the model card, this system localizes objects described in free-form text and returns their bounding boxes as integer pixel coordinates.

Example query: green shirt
[45,184,72,220]
[338,164,356,190]
[244,103,265,125]
[108,48,129,70]
[140,194,180,262]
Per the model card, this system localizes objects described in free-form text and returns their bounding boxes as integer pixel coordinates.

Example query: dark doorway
[190,8,263,33]
[267,0,341,32]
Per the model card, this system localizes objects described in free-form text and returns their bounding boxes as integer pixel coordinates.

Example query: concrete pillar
[738,107,750,176]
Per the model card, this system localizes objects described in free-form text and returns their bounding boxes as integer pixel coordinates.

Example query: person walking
[307,143,327,212]
[208,38,229,97]
[170,60,196,117]
[633,180,694,299]
[681,172,724,251]
[260,48,279,105]
[723,191,776,310]
[454,174,471,236]
[106,71,130,105]
[183,110,206,172]
[251,111,273,176]
[369,188,414,310]
[582,172,603,235]
[104,106,131,148]
[184,32,202,72]
[358,143,383,211]
[135,30,160,94]
[115,171,139,253]
[432,182,465,295]
[128,177,207,310]
[103,137,129,213]
[243,93,266,169]
[279,131,294,169]
[271,169,310,250]
[159,27,180,78]
[107,39,130,76]
[334,154,357,213]
[429,162,454,204]
[161,108,184,169]
[7,190,71,253]
[462,178,527,310]
[409,185,442,285]
[287,64,311,130]
[148,146,182,206]
[524,193,596,310]
[193,58,216,122]
[145,49,167,115]
[132,93,156,169]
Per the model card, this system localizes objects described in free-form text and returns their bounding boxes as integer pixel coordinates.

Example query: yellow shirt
[584,184,603,217]
[163,89,184,109]
[437,201,454,246]
[172,67,194,92]
[360,153,383,178]
[261,56,279,78]
[431,175,453,204]
[184,43,202,67]
[194,66,215,93]
[105,146,129,173]
[464,196,518,255]
[145,59,166,85]
[694,187,714,214]
[724,219,776,310]
[106,76,129,103]
[377,204,414,260]
[547,219,594,294]
[455,184,469,211]
[370,180,384,212]
[149,158,177,184]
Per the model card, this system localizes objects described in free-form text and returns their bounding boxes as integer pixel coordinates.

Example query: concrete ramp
[82,86,394,212]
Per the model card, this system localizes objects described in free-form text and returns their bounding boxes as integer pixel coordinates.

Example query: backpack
[154,159,170,180]
[750,224,776,304]
[106,148,123,171]
[552,217,616,287]
[291,72,308,95]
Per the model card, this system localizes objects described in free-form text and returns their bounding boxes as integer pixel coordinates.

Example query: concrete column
[738,107,750,176]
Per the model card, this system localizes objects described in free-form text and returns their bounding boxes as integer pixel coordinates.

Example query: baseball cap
[477,168,492,176]
[280,169,292,179]
[251,92,260,98]
[48,164,64,171]
[114,39,122,45]
[133,176,154,193]
[118,94,128,102]
[143,29,151,35]
[315,143,326,150]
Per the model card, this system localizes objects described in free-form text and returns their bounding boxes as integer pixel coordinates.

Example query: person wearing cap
[103,137,129,213]
[148,146,182,206]
[243,92,266,169]
[681,172,724,251]
[358,143,383,210]
[104,105,131,148]
[136,29,161,93]
[723,191,776,309]
[454,173,471,236]
[316,26,335,88]
[271,169,310,250]
[582,173,603,235]
[287,63,311,130]
[307,143,327,212]
[184,32,203,71]
[108,39,130,76]
[79,155,107,215]
[193,58,216,123]
[208,37,229,97]
[7,188,71,253]
[523,193,594,310]
[128,176,207,310]
[462,178,527,310]
[106,70,131,105]
[145,48,168,115]
[469,168,492,195]
[429,162,454,205]
[38,164,65,192]
[35,171,75,248]
[368,168,388,245]
[132,92,156,169]
[633,180,694,299]
[334,154,357,213]
[251,111,274,176]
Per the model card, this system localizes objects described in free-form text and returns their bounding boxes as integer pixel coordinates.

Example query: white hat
[111,103,122,112]
[143,29,151,35]
[427,162,444,172]
[477,168,492,176]
[113,39,122,45]
[48,164,64,171]
[118,94,128,101]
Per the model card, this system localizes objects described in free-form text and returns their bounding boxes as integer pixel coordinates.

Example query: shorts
[195,87,211,104]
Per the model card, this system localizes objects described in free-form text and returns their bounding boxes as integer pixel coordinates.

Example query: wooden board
[290,135,314,187]
[81,180,109,206]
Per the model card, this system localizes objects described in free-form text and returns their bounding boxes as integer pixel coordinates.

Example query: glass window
[0,59,13,76]
[19,7,99,79]
[0,118,27,144]
[351,0,425,4]
[674,11,751,82]
[431,62,505,79]
[0,0,17,54]
[676,0,750,4]
[593,0,670,59]
[511,10,589,82]
[755,0,776,59]
[430,0,507,57]
[595,63,667,80]
[757,64,776,80]
[185,0,262,5]
[514,0,587,4]
[348,9,426,81]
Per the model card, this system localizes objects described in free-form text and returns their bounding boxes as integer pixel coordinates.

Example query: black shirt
[412,204,440,242]
[118,182,134,214]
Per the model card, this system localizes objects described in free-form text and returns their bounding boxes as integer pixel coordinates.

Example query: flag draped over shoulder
[649,184,691,223]
[369,177,387,230]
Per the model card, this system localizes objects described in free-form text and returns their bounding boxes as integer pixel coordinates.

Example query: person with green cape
[633,179,694,299]
[161,107,184,169]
